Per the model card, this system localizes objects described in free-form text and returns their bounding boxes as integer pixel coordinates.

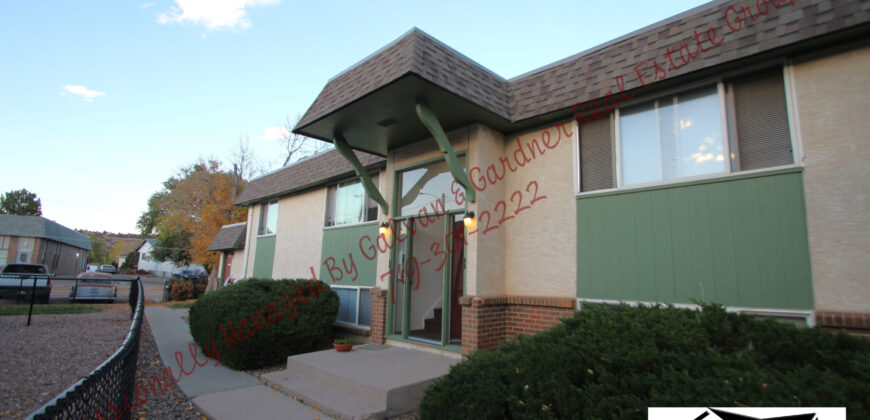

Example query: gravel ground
[0,304,131,419]
[132,315,205,419]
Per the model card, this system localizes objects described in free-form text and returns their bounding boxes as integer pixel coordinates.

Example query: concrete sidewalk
[145,306,323,420]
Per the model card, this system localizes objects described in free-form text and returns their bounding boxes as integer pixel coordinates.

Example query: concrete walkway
[145,306,323,420]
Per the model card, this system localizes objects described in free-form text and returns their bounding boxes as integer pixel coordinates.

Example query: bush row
[421,304,870,419]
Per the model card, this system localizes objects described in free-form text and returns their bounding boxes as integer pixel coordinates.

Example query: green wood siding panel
[320,223,378,287]
[252,236,275,279]
[577,170,813,309]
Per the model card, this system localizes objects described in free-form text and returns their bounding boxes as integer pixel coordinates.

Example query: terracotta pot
[333,343,353,352]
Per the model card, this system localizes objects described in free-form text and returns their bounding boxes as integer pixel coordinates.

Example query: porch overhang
[293,73,512,157]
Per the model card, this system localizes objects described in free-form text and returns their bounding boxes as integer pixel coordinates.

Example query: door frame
[385,153,467,348]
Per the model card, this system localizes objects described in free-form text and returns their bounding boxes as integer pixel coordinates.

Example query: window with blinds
[577,66,794,193]
[728,68,794,171]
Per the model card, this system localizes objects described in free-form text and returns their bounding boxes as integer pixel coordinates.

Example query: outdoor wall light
[463,211,475,226]
[379,221,390,234]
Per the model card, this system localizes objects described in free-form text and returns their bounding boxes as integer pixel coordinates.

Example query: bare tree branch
[280,114,332,166]
[229,136,265,181]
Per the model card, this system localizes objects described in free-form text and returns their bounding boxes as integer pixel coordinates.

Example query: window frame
[257,200,278,237]
[323,173,380,228]
[576,65,801,197]
[614,82,732,189]
[330,285,372,329]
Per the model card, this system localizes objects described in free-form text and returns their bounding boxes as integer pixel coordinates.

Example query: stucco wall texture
[272,188,326,279]
[793,43,870,313]
[500,121,577,297]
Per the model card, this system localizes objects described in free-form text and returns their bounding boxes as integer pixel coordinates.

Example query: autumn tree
[0,189,42,216]
[137,159,246,271]
[108,241,133,267]
[87,234,109,265]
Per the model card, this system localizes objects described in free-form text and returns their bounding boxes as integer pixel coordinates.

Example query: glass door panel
[408,216,445,343]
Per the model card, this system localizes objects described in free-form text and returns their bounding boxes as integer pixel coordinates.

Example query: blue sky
[0,0,710,234]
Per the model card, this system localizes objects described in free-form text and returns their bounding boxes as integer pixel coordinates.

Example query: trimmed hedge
[421,304,870,419]
[188,278,339,370]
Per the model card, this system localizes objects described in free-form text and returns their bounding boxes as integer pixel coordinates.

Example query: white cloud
[157,0,280,31]
[262,126,289,141]
[61,85,106,102]
[139,2,155,9]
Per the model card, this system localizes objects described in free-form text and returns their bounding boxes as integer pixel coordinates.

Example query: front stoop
[262,344,459,419]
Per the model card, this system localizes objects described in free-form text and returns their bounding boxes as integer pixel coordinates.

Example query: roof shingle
[207,223,247,252]
[297,0,870,128]
[234,149,385,206]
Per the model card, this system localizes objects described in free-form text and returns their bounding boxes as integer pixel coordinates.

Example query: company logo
[649,407,845,420]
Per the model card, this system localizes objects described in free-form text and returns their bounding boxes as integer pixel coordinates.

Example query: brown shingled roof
[207,223,247,252]
[297,0,870,130]
[234,149,385,206]
[297,28,510,129]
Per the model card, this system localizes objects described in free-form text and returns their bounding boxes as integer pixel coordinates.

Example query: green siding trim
[577,170,813,310]
[252,236,276,279]
[320,223,378,287]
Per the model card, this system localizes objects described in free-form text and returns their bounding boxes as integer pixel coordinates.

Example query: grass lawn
[0,304,104,316]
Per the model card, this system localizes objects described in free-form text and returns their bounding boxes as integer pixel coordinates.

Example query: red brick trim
[370,287,387,344]
[460,295,576,357]
[815,311,870,339]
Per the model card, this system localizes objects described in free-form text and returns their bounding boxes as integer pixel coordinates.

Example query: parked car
[172,269,207,283]
[86,264,99,273]
[0,264,52,303]
[99,264,118,274]
[70,272,116,302]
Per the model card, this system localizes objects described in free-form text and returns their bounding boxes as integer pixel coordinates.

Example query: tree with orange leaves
[137,159,246,272]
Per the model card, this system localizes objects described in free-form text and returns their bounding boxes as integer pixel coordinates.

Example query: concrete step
[263,343,458,418]
[262,371,385,420]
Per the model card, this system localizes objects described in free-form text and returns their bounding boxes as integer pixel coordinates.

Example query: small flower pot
[333,343,353,352]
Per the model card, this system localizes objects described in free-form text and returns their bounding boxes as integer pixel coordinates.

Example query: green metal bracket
[333,132,390,216]
[415,100,476,203]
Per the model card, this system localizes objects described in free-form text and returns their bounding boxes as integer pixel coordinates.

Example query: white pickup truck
[0,263,52,303]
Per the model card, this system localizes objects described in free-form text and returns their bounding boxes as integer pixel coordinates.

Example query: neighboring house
[206,222,247,288]
[230,0,870,355]
[0,214,91,275]
[135,239,204,278]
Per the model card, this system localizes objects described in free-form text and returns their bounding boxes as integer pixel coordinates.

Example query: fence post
[26,276,37,326]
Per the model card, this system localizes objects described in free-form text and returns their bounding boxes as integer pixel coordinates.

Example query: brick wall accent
[816,311,870,340]
[370,287,387,344]
[460,295,575,356]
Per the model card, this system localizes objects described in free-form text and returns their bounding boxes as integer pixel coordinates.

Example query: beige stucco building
[220,0,870,355]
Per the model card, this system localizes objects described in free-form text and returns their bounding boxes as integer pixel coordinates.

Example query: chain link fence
[27,277,143,420]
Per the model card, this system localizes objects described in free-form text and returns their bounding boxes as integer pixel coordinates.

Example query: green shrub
[188,278,339,370]
[421,304,870,420]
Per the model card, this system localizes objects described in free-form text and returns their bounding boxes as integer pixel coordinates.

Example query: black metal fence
[27,277,143,420]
